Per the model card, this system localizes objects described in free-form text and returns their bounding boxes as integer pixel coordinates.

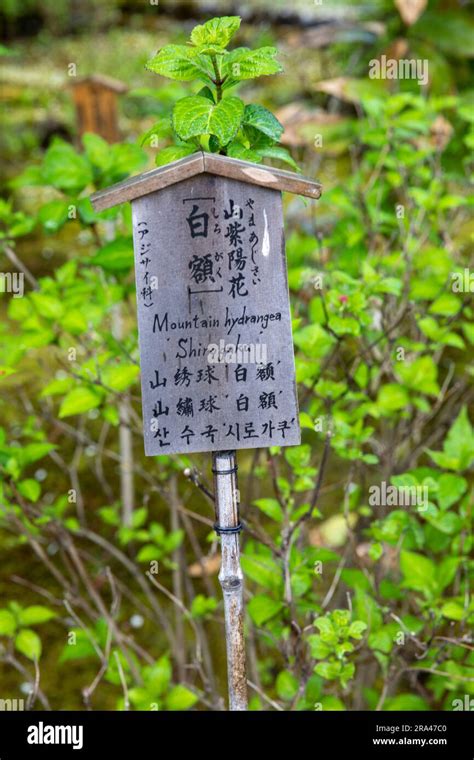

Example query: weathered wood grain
[91,153,205,211]
[91,151,322,211]
[132,173,301,456]
[203,153,322,199]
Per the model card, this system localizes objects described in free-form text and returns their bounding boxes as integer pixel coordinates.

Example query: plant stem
[211,55,223,102]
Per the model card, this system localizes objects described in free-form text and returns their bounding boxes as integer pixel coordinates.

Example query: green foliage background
[0,0,473,711]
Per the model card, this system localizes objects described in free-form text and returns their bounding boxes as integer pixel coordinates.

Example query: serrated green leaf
[207,97,245,145]
[139,121,174,147]
[196,86,216,102]
[243,104,283,141]
[223,47,282,82]
[173,95,244,146]
[146,45,212,82]
[257,145,299,171]
[190,16,240,48]
[226,141,262,163]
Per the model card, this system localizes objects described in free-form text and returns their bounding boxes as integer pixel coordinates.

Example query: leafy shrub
[143,16,298,169]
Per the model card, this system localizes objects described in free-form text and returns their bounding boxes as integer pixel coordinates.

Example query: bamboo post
[212,450,248,711]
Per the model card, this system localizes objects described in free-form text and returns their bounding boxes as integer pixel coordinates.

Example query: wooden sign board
[91,153,322,456]
[71,75,127,144]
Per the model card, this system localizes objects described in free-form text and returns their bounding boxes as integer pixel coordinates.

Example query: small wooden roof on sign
[90,151,322,212]
[71,74,128,94]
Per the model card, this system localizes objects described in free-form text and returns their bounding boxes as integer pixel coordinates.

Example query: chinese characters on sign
[131,174,300,455]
